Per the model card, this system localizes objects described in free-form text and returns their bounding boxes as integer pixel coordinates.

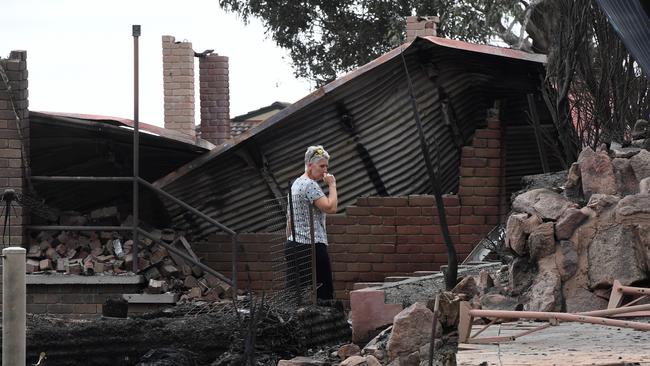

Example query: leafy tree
[219,0,544,85]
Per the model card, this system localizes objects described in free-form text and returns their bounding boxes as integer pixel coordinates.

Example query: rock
[615,194,650,225]
[362,326,390,361]
[612,146,641,158]
[555,208,588,240]
[632,119,649,140]
[554,240,578,282]
[527,222,556,260]
[386,302,440,362]
[480,293,520,310]
[340,355,367,366]
[588,224,646,288]
[478,270,494,294]
[565,162,581,190]
[640,177,650,194]
[586,194,621,218]
[390,351,420,366]
[630,149,650,182]
[136,347,198,366]
[520,171,569,191]
[508,256,537,295]
[512,188,576,221]
[612,158,639,196]
[505,213,529,256]
[417,341,444,363]
[564,287,609,313]
[523,256,562,312]
[364,355,381,366]
[451,276,480,299]
[278,357,326,366]
[578,147,617,199]
[429,292,460,329]
[338,344,361,360]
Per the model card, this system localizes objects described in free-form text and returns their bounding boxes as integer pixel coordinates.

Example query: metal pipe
[580,303,650,317]
[30,176,134,182]
[26,225,134,231]
[137,228,234,286]
[132,24,141,273]
[137,177,236,235]
[231,235,238,298]
[3,247,26,365]
[467,308,650,331]
[309,205,317,305]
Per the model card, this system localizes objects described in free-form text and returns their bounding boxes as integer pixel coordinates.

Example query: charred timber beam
[30,176,134,182]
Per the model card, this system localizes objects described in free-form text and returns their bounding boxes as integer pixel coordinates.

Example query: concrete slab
[458,321,650,365]
[26,274,145,285]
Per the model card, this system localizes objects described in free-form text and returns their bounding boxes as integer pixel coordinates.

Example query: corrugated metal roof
[29,112,208,215]
[154,37,550,237]
[596,0,650,74]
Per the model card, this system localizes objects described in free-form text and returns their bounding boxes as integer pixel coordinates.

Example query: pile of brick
[26,206,233,302]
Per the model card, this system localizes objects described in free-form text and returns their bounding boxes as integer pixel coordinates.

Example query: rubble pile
[25,207,233,302]
[457,142,650,313]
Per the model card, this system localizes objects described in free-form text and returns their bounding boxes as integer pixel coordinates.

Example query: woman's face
[308,159,329,180]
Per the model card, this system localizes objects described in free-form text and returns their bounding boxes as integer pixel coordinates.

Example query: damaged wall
[192,118,505,305]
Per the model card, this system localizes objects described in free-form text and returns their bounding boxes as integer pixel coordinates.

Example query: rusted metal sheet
[157,37,551,237]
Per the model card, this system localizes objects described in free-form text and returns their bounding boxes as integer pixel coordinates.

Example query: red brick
[459,225,486,234]
[474,168,501,177]
[396,226,421,234]
[327,225,346,234]
[460,167,475,176]
[409,195,435,207]
[472,138,487,148]
[333,272,361,282]
[411,254,436,262]
[445,206,460,216]
[461,216,485,225]
[347,244,371,253]
[328,215,358,225]
[396,244,423,254]
[347,206,370,216]
[364,253,384,263]
[407,235,435,244]
[347,263,372,272]
[366,197,386,206]
[488,159,502,168]
[371,225,395,234]
[486,215,503,225]
[369,207,395,216]
[371,244,395,253]
[359,235,385,244]
[355,197,369,206]
[487,119,500,129]
[383,253,411,263]
[383,197,409,207]
[422,244,448,254]
[474,206,499,216]
[382,217,396,225]
[329,234,359,243]
[347,225,371,234]
[473,187,500,196]
[332,253,359,262]
[461,147,475,158]
[442,195,460,206]
[460,207,473,215]
[358,216,382,225]
[382,236,397,244]
[439,215,460,225]
[372,263,396,272]
[462,196,486,206]
[488,139,501,148]
[475,129,500,139]
[474,148,501,158]
[422,207,436,216]
[421,225,442,235]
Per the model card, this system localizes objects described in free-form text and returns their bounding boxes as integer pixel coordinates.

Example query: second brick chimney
[406,16,438,43]
[162,35,195,138]
[198,54,230,145]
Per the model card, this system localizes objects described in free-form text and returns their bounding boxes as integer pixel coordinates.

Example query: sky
[0,0,314,127]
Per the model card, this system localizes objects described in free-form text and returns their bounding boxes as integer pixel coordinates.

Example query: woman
[286,145,337,302]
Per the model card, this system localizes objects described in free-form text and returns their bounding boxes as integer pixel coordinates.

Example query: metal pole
[26,225,134,231]
[231,235,238,299]
[308,205,317,305]
[3,247,26,365]
[132,25,141,273]
[30,176,134,182]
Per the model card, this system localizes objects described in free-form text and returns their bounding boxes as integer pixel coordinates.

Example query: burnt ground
[16,302,351,366]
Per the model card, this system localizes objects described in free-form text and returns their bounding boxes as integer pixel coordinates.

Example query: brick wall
[26,283,157,316]
[194,118,504,304]
[198,54,230,145]
[162,35,195,138]
[405,16,438,43]
[0,50,30,247]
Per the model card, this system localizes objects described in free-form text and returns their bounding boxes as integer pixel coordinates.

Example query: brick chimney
[162,35,195,138]
[0,50,30,246]
[198,54,230,145]
[406,16,439,43]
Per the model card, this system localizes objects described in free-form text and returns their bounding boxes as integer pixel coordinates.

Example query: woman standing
[286,145,337,302]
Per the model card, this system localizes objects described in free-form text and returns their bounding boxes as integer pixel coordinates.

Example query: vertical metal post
[527,93,550,173]
[231,234,238,298]
[308,205,317,305]
[132,25,141,273]
[3,247,26,365]
[288,180,296,240]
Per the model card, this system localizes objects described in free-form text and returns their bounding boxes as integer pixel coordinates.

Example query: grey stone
[578,147,617,199]
[555,208,588,240]
[615,194,650,225]
[508,256,537,296]
[564,287,608,313]
[630,149,650,182]
[523,257,562,312]
[554,240,578,282]
[528,222,556,260]
[386,302,440,362]
[512,188,576,221]
[640,177,650,194]
[612,158,639,196]
[612,146,641,159]
[480,293,520,310]
[340,355,367,366]
[588,225,646,288]
[505,213,529,256]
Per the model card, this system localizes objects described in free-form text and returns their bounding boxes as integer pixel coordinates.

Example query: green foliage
[219,0,524,84]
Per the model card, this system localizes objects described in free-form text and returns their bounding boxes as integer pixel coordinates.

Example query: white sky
[0,0,313,127]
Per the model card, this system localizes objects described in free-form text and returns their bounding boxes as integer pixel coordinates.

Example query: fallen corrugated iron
[154,36,558,237]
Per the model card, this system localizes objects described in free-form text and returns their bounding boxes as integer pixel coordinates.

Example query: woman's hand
[323,173,336,186]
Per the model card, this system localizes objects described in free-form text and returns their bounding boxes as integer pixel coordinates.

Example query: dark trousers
[284,240,334,302]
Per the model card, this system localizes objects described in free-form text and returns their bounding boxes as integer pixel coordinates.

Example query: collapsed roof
[153,36,556,237]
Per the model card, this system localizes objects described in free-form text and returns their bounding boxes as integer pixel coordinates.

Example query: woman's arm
[314,173,337,214]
